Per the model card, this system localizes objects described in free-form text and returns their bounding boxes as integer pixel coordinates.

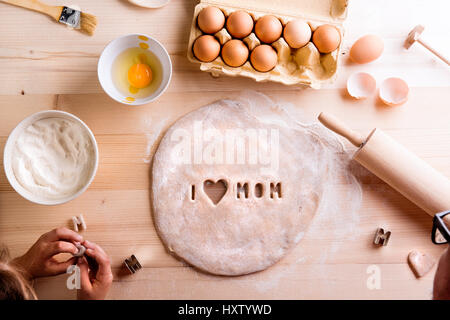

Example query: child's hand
[77,240,113,300]
[433,246,450,299]
[12,227,82,280]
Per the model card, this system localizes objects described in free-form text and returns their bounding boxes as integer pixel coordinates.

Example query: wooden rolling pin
[318,112,450,223]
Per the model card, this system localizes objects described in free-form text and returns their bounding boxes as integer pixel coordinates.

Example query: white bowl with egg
[3,110,99,206]
[98,34,172,106]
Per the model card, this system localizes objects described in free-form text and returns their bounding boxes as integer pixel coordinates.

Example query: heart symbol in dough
[203,179,228,205]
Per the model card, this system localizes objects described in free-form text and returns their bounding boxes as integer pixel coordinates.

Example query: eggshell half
[347,72,376,99]
[379,77,409,106]
[350,35,384,64]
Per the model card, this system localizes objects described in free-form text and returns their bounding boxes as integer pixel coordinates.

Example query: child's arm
[12,227,83,280]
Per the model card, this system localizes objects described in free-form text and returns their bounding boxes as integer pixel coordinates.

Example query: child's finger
[84,248,111,278]
[83,241,109,267]
[44,227,83,243]
[51,256,78,274]
[47,241,78,257]
[82,240,107,255]
[77,257,93,291]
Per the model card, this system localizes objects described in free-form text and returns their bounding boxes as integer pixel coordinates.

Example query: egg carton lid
[200,0,349,22]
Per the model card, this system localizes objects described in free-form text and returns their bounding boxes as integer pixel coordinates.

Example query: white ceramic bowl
[127,0,170,8]
[98,34,172,106]
[3,110,99,206]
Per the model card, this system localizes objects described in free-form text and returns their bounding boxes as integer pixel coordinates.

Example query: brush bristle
[80,12,97,36]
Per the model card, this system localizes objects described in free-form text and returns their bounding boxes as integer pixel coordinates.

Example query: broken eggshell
[379,77,409,106]
[346,72,376,99]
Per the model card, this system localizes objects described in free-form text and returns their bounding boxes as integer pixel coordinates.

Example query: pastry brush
[0,0,97,36]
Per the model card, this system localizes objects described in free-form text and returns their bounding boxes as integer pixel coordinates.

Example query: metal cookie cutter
[373,227,391,246]
[73,244,86,257]
[124,255,142,274]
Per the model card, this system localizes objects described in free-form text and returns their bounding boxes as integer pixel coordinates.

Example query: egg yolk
[127,63,152,89]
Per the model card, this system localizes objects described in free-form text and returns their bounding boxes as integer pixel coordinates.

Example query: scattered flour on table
[143,117,169,164]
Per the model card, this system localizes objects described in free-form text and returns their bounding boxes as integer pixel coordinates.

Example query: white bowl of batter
[3,110,99,205]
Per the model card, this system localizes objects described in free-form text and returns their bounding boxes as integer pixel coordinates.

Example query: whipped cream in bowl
[4,110,99,205]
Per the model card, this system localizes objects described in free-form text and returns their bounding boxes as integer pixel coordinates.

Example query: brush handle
[318,112,365,147]
[0,0,62,21]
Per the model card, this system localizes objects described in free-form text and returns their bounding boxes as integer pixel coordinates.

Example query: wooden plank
[1,0,449,95]
[2,89,450,193]
[0,0,449,300]
[2,87,450,135]
[0,184,445,267]
[33,263,437,300]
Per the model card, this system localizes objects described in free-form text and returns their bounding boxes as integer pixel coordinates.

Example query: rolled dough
[152,92,354,276]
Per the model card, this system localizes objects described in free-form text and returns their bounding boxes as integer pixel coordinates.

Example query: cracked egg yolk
[128,63,152,89]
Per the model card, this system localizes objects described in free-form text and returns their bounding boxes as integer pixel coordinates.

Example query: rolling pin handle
[318,112,365,147]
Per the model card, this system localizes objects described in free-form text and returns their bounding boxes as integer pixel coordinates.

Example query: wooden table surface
[0,0,449,300]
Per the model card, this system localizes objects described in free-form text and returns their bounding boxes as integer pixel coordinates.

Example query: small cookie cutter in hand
[73,245,86,257]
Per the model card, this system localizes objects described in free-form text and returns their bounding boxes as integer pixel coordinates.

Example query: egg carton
[187,0,349,88]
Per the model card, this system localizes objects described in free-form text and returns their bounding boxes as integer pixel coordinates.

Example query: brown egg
[226,11,254,39]
[250,44,277,72]
[283,20,311,49]
[349,34,384,64]
[221,39,249,67]
[197,6,225,34]
[193,35,220,62]
[312,24,341,53]
[255,15,282,43]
